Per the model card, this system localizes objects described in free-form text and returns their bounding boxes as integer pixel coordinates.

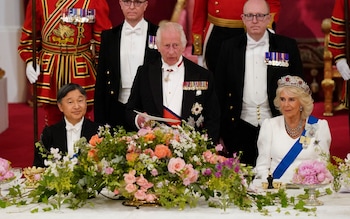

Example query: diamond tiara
[277,75,311,95]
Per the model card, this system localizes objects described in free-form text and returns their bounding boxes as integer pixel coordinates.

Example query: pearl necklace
[284,119,303,138]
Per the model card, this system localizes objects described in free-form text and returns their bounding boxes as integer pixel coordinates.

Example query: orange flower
[88,149,97,158]
[154,144,172,159]
[144,132,156,142]
[89,134,103,147]
[126,152,139,162]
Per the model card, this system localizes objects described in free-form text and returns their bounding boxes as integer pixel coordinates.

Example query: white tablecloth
[0,188,349,219]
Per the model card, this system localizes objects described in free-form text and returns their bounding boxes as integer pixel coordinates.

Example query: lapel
[181,58,197,119]
[149,60,164,114]
[266,30,276,85]
[56,120,68,152]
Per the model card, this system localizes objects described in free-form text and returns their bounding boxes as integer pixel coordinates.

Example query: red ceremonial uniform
[18,0,112,125]
[192,0,280,71]
[18,0,112,105]
[329,0,349,62]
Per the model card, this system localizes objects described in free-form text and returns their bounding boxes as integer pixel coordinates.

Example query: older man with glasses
[94,0,160,130]
[215,0,304,166]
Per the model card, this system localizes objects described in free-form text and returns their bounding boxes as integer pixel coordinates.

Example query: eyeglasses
[122,0,147,7]
[242,13,269,21]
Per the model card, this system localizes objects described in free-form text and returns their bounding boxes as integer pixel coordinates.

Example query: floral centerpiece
[292,160,333,185]
[1,123,332,214]
[292,160,333,206]
[328,153,350,191]
[20,122,255,211]
[84,123,254,210]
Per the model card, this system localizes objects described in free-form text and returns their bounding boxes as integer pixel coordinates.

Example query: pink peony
[292,160,333,185]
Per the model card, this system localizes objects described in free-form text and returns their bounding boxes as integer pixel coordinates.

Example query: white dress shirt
[119,19,148,104]
[162,56,184,117]
[65,117,84,157]
[241,30,272,127]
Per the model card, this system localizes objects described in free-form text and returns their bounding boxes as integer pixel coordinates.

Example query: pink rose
[168,158,186,174]
[134,189,146,200]
[143,148,155,157]
[137,174,154,190]
[124,170,136,184]
[145,193,157,202]
[203,150,214,162]
[125,183,137,193]
[182,164,199,185]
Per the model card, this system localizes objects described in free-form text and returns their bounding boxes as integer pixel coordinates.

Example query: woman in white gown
[254,75,331,183]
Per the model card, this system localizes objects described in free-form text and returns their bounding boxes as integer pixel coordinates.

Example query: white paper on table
[133,110,181,123]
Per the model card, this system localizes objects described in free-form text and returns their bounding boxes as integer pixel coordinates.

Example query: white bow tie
[66,124,80,133]
[125,27,142,36]
[247,40,266,49]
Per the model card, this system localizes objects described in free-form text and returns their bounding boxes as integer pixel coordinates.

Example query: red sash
[163,106,181,126]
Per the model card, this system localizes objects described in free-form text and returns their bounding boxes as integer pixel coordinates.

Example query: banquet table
[0,188,349,219]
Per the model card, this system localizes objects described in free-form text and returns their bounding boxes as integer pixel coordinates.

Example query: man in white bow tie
[33,83,100,167]
[215,0,303,166]
[94,0,160,130]
[125,22,220,144]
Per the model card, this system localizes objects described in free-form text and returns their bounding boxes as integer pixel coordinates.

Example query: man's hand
[26,61,40,84]
[336,59,350,80]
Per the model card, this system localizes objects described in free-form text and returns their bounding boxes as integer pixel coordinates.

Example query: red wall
[106,0,177,26]
[276,0,335,39]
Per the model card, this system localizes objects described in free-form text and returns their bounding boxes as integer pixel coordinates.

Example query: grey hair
[155,22,187,48]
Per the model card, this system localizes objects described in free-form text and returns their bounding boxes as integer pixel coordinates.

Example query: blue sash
[272,116,318,179]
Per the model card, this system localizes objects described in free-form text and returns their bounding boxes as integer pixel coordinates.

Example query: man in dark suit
[94,0,159,130]
[34,83,100,167]
[126,22,220,144]
[215,0,303,166]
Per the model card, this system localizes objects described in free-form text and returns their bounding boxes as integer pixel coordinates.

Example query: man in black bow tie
[94,0,160,130]
[215,0,303,166]
[34,83,100,167]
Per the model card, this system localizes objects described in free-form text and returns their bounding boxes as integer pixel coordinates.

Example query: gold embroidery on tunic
[52,24,75,44]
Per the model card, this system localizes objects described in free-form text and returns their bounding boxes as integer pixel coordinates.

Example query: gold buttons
[229,105,233,110]
[110,91,114,95]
